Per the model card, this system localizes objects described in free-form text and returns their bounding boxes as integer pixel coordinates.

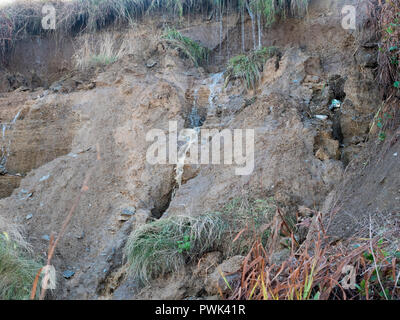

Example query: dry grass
[225,211,400,300]
[73,32,122,69]
[0,0,309,62]
[0,215,26,248]
[72,26,160,69]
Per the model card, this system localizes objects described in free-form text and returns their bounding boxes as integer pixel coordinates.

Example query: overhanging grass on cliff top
[0,0,309,57]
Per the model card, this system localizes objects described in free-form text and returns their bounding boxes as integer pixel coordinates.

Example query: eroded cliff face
[0,0,393,299]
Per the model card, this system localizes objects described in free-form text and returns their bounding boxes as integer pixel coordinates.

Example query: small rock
[315,115,328,120]
[315,148,330,161]
[41,235,50,241]
[121,207,136,217]
[394,152,398,157]
[118,215,130,222]
[26,213,33,220]
[194,251,222,276]
[39,174,50,182]
[132,209,151,227]
[63,270,75,279]
[0,165,7,175]
[24,193,33,200]
[205,255,244,295]
[16,86,30,92]
[76,232,85,240]
[146,60,157,68]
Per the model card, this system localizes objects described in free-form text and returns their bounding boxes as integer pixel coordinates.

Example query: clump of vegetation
[0,231,41,300]
[73,32,122,69]
[224,46,278,89]
[377,0,400,96]
[257,0,309,26]
[124,197,277,283]
[162,28,209,67]
[124,213,226,283]
[226,213,400,300]
[0,0,309,62]
[372,0,400,137]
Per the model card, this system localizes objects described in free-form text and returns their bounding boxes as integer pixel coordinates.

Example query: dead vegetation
[0,0,309,63]
[225,212,400,300]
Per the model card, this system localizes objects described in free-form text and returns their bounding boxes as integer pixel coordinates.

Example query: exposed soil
[0,0,398,300]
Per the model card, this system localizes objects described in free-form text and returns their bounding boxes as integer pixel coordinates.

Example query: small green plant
[177,234,192,253]
[224,46,278,90]
[373,109,393,142]
[356,238,400,300]
[162,28,209,67]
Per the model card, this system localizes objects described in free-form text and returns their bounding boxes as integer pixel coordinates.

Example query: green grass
[124,197,276,284]
[162,28,209,67]
[246,0,309,26]
[224,46,278,89]
[0,232,41,300]
[125,213,226,283]
[90,54,118,66]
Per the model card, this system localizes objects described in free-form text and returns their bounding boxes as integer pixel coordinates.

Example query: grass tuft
[256,0,309,26]
[73,32,120,69]
[0,222,41,300]
[161,27,209,67]
[124,213,226,284]
[124,197,277,284]
[224,46,278,89]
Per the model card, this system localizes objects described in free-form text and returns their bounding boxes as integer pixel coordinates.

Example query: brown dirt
[0,0,397,300]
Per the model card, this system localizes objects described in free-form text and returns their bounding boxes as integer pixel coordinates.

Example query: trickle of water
[0,110,21,170]
[246,2,257,50]
[174,73,224,187]
[188,88,202,128]
[11,110,21,124]
[175,128,199,187]
[175,88,200,187]
[219,5,223,57]
[206,72,224,116]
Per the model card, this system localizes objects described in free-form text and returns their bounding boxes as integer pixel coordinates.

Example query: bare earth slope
[0,0,397,299]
